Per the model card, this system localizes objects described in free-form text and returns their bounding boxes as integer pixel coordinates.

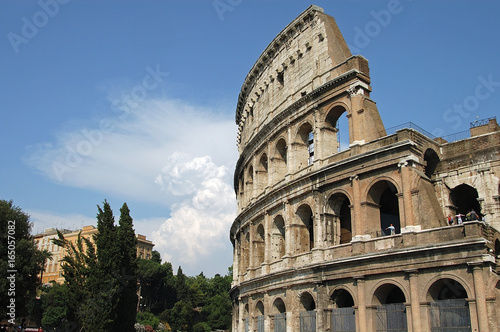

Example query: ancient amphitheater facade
[229,5,500,332]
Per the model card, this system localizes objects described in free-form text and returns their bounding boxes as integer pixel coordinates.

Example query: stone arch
[254,223,265,267]
[423,274,472,302]
[294,121,314,169]
[255,300,265,316]
[450,183,482,219]
[300,291,316,311]
[330,288,356,332]
[330,288,355,308]
[238,173,245,205]
[426,278,471,330]
[299,291,317,332]
[372,282,408,332]
[271,214,286,261]
[296,204,314,253]
[427,278,469,301]
[423,148,440,178]
[273,137,288,181]
[246,165,254,204]
[323,104,350,156]
[272,297,286,314]
[372,282,407,305]
[327,192,353,245]
[366,179,401,237]
[256,152,268,192]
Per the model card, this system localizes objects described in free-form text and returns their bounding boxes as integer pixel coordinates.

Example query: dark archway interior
[379,185,400,235]
[424,149,440,178]
[331,289,354,308]
[339,199,352,243]
[428,279,468,301]
[450,184,482,218]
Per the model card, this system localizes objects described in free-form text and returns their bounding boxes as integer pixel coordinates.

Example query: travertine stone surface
[230,5,500,332]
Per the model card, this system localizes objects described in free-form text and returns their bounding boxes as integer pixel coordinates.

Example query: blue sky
[1,0,499,276]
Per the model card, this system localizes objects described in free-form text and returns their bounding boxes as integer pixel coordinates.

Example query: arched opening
[296,204,314,253]
[295,122,314,169]
[331,289,355,332]
[271,215,286,261]
[450,184,482,220]
[328,193,352,245]
[324,106,349,156]
[373,284,407,332]
[256,301,265,332]
[254,223,265,267]
[257,153,268,192]
[428,278,471,330]
[300,292,316,332]
[423,148,440,178]
[246,165,254,204]
[239,174,245,207]
[367,181,401,237]
[273,298,286,332]
[274,138,288,182]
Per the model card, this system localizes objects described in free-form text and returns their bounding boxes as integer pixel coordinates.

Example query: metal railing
[470,116,496,128]
[385,122,436,139]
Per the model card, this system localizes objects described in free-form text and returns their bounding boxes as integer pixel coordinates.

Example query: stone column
[350,175,362,238]
[248,223,254,272]
[238,299,244,332]
[470,264,490,332]
[263,211,271,274]
[355,276,367,332]
[406,270,422,332]
[284,201,294,266]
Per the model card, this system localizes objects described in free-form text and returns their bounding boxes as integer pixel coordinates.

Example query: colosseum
[229,5,500,332]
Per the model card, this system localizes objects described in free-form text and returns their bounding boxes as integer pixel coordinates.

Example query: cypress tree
[114,203,138,332]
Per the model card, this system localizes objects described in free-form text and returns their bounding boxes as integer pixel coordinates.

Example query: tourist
[447,214,453,225]
[385,224,395,235]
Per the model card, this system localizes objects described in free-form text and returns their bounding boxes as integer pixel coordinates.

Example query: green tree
[151,250,162,264]
[0,200,47,320]
[114,203,138,332]
[51,200,139,332]
[175,266,189,301]
[40,283,72,329]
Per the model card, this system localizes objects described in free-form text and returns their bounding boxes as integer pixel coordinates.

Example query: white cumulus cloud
[152,154,236,275]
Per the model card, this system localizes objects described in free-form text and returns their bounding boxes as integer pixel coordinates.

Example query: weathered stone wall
[230,5,499,332]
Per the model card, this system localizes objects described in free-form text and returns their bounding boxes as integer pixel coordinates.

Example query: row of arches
[235,177,489,277]
[240,278,474,332]
[236,179,403,274]
[237,105,351,209]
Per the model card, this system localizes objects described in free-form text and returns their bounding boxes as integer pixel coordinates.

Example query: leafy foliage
[50,200,138,332]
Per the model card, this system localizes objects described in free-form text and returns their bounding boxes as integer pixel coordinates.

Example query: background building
[230,5,500,332]
[34,225,154,284]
